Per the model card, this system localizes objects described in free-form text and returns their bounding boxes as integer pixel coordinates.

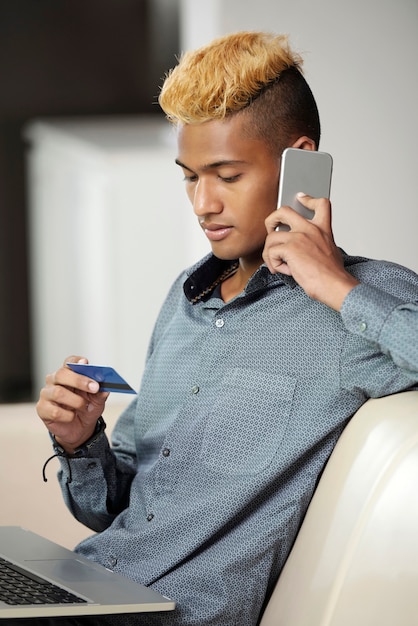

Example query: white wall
[180,0,418,272]
[26,117,209,396]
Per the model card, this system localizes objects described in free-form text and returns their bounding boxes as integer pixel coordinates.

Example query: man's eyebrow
[175,158,190,170]
[175,158,247,171]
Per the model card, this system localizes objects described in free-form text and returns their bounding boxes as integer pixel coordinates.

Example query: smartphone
[277,148,333,231]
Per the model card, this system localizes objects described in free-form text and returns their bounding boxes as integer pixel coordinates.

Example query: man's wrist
[314,271,360,312]
[52,416,107,457]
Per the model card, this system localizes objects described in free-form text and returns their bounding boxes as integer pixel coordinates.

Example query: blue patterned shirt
[55,252,418,626]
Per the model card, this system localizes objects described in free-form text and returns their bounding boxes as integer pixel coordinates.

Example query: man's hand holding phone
[263,148,359,311]
[264,193,358,310]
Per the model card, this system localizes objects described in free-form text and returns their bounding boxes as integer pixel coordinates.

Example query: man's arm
[341,278,418,375]
[37,355,137,531]
[263,195,418,378]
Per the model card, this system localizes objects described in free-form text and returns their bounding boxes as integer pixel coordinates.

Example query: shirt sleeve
[341,280,418,376]
[52,278,187,534]
[54,401,138,533]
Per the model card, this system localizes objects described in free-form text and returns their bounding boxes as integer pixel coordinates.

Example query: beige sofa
[260,391,418,626]
[1,392,418,624]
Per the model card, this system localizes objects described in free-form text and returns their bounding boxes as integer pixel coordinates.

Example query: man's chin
[211,249,239,262]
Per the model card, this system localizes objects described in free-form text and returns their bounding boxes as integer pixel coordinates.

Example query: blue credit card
[66,363,136,394]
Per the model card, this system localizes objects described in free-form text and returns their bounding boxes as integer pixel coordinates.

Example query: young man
[33,32,418,626]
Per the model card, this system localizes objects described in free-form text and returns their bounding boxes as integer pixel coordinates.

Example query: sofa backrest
[260,391,418,626]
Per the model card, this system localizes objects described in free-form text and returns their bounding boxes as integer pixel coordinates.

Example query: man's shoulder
[343,251,417,280]
[342,251,418,299]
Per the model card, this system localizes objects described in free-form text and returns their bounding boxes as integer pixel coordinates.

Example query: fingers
[262,194,359,309]
[47,362,100,396]
[265,194,331,234]
[263,194,334,273]
[297,193,332,231]
[36,355,109,452]
[262,230,293,276]
[64,355,88,366]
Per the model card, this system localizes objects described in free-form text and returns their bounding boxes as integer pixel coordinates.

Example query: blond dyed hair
[159,31,303,123]
[158,31,320,154]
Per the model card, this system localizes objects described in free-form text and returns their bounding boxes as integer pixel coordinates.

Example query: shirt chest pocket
[199,368,296,476]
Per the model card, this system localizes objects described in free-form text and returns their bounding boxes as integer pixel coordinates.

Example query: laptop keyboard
[0,556,87,606]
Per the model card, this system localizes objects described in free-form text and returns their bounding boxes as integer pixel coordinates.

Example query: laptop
[0,526,175,619]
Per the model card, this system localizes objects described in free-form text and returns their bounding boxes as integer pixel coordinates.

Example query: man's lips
[201,223,233,242]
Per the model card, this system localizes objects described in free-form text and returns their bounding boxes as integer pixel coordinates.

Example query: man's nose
[193,179,222,217]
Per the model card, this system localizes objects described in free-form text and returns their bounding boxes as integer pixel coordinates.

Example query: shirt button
[109,555,118,567]
[162,448,170,457]
[87,462,97,470]
[359,321,367,332]
[147,513,154,522]
[191,385,200,394]
[215,318,224,328]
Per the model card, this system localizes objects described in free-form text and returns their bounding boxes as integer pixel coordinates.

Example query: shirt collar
[183,254,296,304]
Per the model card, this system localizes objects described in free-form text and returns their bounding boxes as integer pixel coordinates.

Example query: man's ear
[291,136,316,151]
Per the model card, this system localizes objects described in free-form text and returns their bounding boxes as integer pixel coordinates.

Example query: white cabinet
[25,116,208,397]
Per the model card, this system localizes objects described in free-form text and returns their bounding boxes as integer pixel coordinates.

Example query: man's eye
[220,174,241,183]
[184,174,198,183]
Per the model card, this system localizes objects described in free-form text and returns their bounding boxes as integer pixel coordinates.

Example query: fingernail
[88,381,99,392]
[297,192,306,197]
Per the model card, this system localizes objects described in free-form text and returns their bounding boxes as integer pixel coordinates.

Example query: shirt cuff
[340,282,403,343]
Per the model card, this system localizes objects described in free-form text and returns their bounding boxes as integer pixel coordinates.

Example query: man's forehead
[175,117,268,167]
